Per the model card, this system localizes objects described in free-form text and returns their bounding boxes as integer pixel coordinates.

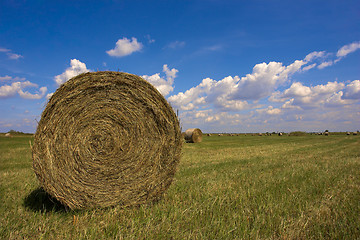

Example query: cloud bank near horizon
[1,41,359,132]
[166,41,360,132]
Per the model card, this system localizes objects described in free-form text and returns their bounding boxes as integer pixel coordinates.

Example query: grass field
[1,134,359,239]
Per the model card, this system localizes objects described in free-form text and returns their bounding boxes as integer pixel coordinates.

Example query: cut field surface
[1,134,359,239]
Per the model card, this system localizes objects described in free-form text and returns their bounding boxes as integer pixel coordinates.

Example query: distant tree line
[8,130,25,134]
[5,130,32,135]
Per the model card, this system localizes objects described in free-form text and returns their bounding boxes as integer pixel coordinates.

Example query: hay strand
[32,71,182,209]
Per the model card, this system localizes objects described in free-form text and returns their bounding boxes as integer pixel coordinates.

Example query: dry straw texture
[32,71,182,210]
[184,128,202,143]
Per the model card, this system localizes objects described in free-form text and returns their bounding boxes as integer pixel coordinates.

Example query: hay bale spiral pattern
[32,72,182,209]
[184,128,202,143]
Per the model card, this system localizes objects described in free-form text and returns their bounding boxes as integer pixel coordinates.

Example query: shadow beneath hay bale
[23,188,68,213]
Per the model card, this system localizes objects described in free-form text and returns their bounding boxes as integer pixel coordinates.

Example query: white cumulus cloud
[304,51,326,62]
[336,41,360,58]
[54,59,90,86]
[271,81,349,110]
[7,53,23,60]
[106,37,143,57]
[318,61,334,69]
[0,80,47,99]
[0,48,9,52]
[301,41,360,71]
[0,75,26,82]
[168,77,215,110]
[324,91,348,107]
[19,86,47,99]
[168,59,306,112]
[343,80,360,99]
[283,82,312,97]
[168,42,360,132]
[142,64,178,96]
[302,63,317,71]
[256,106,282,115]
[0,82,25,98]
[46,92,54,100]
[0,47,23,60]
[1,75,14,81]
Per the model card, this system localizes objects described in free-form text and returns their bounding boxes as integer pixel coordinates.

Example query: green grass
[1,134,359,239]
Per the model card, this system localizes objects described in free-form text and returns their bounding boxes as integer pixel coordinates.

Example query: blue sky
[1,0,359,133]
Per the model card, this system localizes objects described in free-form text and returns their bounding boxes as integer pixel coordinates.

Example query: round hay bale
[32,71,182,210]
[353,132,358,135]
[184,128,202,143]
[5,133,12,137]
[278,132,283,136]
[346,132,350,135]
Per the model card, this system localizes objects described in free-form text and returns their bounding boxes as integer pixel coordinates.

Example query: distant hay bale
[324,132,329,136]
[184,128,202,143]
[346,132,350,135]
[181,132,186,139]
[5,133,12,137]
[32,71,182,210]
[207,134,211,136]
[258,133,262,136]
[353,132,358,135]
[278,132,283,136]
